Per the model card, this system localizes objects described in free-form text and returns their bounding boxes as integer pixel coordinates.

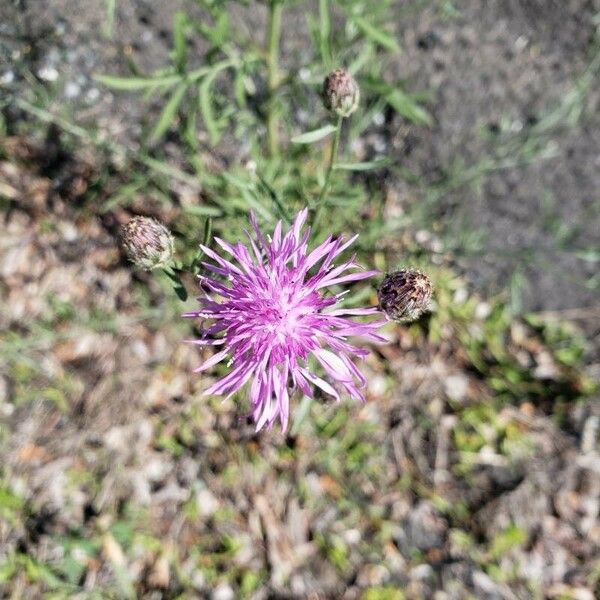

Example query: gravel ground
[1,132,599,599]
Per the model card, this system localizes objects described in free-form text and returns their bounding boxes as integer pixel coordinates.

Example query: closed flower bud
[120,216,174,271]
[378,269,433,322]
[323,68,360,118]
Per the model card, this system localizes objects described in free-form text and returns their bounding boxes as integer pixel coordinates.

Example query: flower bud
[322,68,360,118]
[120,216,174,271]
[378,269,433,322]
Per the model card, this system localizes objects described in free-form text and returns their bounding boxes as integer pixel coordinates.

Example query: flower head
[120,216,174,271]
[322,68,360,118]
[378,269,433,322]
[186,209,386,431]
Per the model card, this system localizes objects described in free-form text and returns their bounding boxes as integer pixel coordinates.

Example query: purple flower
[185,209,387,431]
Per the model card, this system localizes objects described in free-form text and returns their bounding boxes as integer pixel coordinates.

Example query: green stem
[266,0,283,157]
[314,114,343,227]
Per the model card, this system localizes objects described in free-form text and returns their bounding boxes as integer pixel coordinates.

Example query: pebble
[475,301,492,320]
[343,528,362,544]
[86,87,101,102]
[444,374,469,402]
[1,70,15,84]
[473,570,502,597]
[372,112,385,126]
[64,81,81,98]
[38,66,59,82]
[195,486,220,518]
[410,563,435,581]
[211,583,234,600]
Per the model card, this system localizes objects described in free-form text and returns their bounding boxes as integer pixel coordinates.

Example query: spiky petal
[185,209,386,431]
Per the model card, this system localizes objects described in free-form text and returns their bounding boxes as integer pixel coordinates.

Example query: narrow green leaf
[93,73,181,90]
[198,62,234,145]
[234,69,247,109]
[574,248,600,262]
[163,269,188,301]
[141,156,200,187]
[202,216,213,247]
[104,0,116,38]
[347,43,374,77]
[334,158,394,171]
[385,89,432,125]
[238,188,273,220]
[173,283,188,302]
[194,11,230,47]
[149,82,187,142]
[199,78,220,145]
[351,15,401,53]
[173,11,188,73]
[257,173,291,223]
[184,99,199,151]
[192,217,213,274]
[187,59,236,84]
[291,124,337,144]
[290,395,313,436]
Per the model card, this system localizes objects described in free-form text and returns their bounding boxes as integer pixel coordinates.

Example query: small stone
[64,81,81,98]
[195,487,219,518]
[411,563,435,581]
[211,583,234,600]
[444,374,469,402]
[1,70,15,84]
[38,66,59,82]
[405,501,447,551]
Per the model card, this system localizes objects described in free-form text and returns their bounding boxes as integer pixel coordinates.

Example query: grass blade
[94,73,181,90]
[199,77,220,146]
[198,61,235,145]
[385,89,432,125]
[319,0,332,68]
[149,82,187,142]
[104,0,116,38]
[334,158,394,171]
[292,124,337,144]
[350,15,401,53]
[173,11,188,73]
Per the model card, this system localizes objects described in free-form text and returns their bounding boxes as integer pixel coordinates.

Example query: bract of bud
[322,68,360,118]
[378,269,433,322]
[120,216,175,271]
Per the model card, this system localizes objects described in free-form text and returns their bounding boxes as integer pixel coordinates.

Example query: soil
[388,0,600,318]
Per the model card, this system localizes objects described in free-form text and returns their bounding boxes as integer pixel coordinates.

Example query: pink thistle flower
[185,209,387,432]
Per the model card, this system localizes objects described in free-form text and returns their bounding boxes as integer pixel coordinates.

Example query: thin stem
[266,0,283,157]
[318,0,332,69]
[314,114,343,227]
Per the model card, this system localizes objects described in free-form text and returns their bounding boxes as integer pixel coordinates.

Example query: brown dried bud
[120,216,174,271]
[378,269,433,322]
[322,68,360,118]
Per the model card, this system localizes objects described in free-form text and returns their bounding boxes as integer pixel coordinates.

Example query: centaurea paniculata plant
[184,208,388,431]
[114,2,433,432]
